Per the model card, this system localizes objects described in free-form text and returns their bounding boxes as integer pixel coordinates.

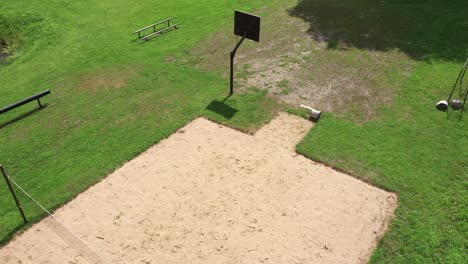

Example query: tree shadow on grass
[289,0,468,62]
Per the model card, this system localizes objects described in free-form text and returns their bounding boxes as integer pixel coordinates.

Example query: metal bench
[0,89,51,115]
[133,18,179,41]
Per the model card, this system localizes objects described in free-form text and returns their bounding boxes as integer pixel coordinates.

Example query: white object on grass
[300,104,321,120]
[436,100,448,111]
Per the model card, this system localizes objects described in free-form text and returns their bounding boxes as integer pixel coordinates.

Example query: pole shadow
[0,105,47,129]
[205,96,238,120]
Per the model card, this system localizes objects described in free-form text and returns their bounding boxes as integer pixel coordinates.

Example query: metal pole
[460,84,468,120]
[0,165,28,224]
[448,58,468,102]
[230,33,247,95]
[230,53,234,95]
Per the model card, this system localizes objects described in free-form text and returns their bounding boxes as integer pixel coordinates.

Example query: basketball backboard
[234,10,260,42]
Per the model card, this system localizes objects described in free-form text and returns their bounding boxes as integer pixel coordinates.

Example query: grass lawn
[1,0,467,263]
[291,1,468,262]
[297,62,467,263]
[0,0,283,244]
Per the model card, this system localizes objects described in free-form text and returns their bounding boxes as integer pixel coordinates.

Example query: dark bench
[0,89,51,115]
[133,17,180,41]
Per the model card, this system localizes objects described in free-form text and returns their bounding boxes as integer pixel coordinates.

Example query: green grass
[290,0,468,61]
[277,79,291,95]
[190,0,417,120]
[297,62,467,263]
[1,0,467,263]
[291,1,468,262]
[0,0,283,244]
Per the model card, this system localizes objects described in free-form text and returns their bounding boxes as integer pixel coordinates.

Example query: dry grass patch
[189,2,414,121]
[77,65,140,94]
[0,40,11,64]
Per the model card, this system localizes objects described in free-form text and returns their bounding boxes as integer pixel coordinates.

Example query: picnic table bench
[133,17,180,41]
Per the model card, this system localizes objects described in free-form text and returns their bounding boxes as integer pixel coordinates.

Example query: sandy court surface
[0,113,397,264]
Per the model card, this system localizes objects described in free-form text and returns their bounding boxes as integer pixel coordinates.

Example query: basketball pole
[230,32,247,95]
[1,165,28,224]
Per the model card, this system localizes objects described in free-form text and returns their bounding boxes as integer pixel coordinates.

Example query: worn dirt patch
[190,2,414,120]
[77,66,140,93]
[0,113,397,264]
[0,40,10,64]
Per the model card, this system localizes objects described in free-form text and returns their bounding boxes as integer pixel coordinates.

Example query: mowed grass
[297,62,468,263]
[290,0,467,263]
[0,0,283,244]
[0,0,467,263]
[191,0,467,262]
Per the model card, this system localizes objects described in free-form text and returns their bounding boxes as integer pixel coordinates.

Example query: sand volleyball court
[0,113,397,264]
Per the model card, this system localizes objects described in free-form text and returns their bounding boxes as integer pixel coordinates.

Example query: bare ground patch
[77,65,141,93]
[0,39,11,64]
[189,3,414,120]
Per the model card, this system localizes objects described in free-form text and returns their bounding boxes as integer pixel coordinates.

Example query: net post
[0,165,28,224]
